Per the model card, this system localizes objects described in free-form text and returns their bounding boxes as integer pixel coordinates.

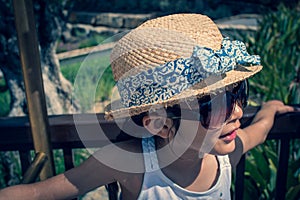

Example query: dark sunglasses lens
[225,81,248,121]
[236,81,248,108]
[200,94,227,128]
[178,81,248,129]
[200,81,248,128]
[225,93,236,120]
[199,103,211,128]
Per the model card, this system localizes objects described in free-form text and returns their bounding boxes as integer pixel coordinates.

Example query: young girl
[0,13,294,200]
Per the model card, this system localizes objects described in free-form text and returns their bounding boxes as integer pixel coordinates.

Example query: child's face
[177,103,243,156]
[208,103,243,155]
[172,81,247,155]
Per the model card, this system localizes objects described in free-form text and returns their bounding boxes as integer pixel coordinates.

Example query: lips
[219,129,237,142]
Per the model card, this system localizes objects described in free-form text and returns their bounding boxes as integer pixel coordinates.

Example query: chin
[210,140,236,155]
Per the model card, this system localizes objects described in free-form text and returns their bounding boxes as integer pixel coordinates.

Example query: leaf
[250,146,271,180]
[264,143,278,165]
[268,158,277,192]
[286,184,300,200]
[245,155,267,189]
[243,175,261,200]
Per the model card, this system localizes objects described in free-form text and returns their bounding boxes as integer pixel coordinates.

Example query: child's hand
[261,100,294,115]
[240,100,294,153]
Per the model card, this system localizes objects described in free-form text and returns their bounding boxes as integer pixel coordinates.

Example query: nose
[229,104,243,121]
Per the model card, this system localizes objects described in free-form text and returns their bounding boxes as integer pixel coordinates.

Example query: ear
[142,116,174,139]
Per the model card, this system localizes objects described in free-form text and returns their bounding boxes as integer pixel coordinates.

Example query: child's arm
[0,173,79,200]
[0,150,119,200]
[237,100,294,153]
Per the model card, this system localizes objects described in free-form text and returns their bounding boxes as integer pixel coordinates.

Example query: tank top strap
[217,155,231,169]
[142,137,160,172]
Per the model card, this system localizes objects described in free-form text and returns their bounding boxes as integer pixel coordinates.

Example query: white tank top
[137,137,232,200]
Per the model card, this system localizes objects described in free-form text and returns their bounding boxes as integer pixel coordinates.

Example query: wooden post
[12,0,55,179]
[22,152,48,184]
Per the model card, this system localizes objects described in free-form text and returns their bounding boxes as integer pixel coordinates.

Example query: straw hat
[105,13,262,120]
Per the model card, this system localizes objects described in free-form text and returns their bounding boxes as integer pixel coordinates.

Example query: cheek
[176,121,210,151]
[196,126,224,154]
[174,120,202,149]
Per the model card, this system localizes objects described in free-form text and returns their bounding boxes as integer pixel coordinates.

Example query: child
[0,13,294,200]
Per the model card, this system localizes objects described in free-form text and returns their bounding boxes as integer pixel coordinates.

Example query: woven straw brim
[105,65,262,120]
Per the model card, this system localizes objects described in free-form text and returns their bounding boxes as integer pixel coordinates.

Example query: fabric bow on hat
[117,37,261,107]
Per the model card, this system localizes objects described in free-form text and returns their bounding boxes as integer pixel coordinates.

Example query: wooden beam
[0,109,299,151]
[12,0,55,179]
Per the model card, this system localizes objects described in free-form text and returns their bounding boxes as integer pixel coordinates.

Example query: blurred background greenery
[239,5,300,199]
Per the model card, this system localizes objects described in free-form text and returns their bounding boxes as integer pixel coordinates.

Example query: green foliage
[243,141,278,199]
[60,50,114,112]
[245,4,300,104]
[0,152,21,189]
[60,61,81,84]
[53,149,65,174]
[240,4,300,199]
[288,73,300,104]
[0,78,11,117]
[73,149,91,167]
[78,34,109,49]
[96,65,115,102]
[242,139,300,199]
[57,34,109,53]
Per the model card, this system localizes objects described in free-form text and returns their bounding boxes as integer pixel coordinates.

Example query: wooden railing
[0,106,299,199]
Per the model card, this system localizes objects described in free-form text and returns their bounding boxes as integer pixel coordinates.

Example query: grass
[57,33,111,53]
[60,50,115,112]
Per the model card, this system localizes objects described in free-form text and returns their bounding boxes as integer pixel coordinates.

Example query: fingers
[277,105,294,114]
[262,100,294,114]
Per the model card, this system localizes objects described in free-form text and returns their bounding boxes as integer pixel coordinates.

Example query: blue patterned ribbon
[117,37,260,107]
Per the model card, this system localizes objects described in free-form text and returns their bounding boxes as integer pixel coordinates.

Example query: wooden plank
[0,108,299,151]
[63,148,74,171]
[0,113,121,150]
[13,0,55,179]
[275,138,290,200]
[19,150,31,175]
[234,155,246,200]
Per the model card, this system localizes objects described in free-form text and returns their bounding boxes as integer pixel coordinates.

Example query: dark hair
[165,104,181,133]
[132,104,181,132]
[115,104,181,141]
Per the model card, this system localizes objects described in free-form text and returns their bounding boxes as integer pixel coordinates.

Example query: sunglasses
[171,80,248,129]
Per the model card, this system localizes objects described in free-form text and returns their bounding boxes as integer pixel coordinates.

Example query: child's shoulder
[115,138,143,153]
[92,138,145,174]
[93,138,144,159]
